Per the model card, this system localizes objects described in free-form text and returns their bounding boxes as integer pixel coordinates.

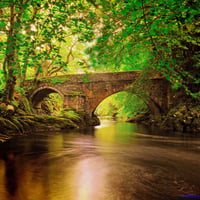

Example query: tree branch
[66,40,78,64]
[141,0,162,59]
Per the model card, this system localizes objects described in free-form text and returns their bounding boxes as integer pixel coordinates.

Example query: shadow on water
[3,152,17,199]
[0,120,200,200]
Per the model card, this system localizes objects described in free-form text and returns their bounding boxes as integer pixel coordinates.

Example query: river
[0,119,200,200]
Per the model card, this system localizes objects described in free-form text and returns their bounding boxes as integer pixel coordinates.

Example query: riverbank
[0,106,100,142]
[127,103,200,133]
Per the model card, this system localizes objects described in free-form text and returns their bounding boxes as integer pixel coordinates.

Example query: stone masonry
[27,71,175,116]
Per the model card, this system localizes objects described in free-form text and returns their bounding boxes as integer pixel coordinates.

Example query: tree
[1,0,199,104]
[0,0,97,102]
[86,0,200,98]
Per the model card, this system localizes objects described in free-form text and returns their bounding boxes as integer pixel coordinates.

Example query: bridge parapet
[25,71,141,85]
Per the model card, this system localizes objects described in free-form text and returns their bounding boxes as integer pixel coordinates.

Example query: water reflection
[71,157,108,200]
[0,121,200,200]
[4,152,17,199]
[95,122,138,145]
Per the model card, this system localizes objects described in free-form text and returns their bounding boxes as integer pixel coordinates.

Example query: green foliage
[50,77,69,85]
[95,92,148,119]
[42,93,63,115]
[19,96,33,114]
[0,0,199,118]
[59,108,81,121]
[83,76,90,83]
[0,69,6,92]
[0,0,97,101]
[86,0,200,99]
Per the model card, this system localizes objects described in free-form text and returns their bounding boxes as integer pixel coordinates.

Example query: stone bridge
[27,71,174,116]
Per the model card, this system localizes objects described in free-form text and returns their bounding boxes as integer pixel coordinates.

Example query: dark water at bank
[0,120,200,200]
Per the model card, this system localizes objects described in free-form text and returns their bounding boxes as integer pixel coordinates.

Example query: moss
[0,133,11,143]
[30,115,79,129]
[60,108,81,121]
[126,113,150,123]
[0,96,100,141]
[19,96,33,114]
[16,108,28,116]
[0,116,21,133]
[76,111,100,126]
[0,105,8,117]
[64,91,84,97]
[17,117,35,129]
[49,77,70,85]
[161,103,200,133]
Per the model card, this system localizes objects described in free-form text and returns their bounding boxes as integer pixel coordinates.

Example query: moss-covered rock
[161,104,200,133]
[59,108,100,127]
[0,96,101,142]
[75,111,100,126]
[32,115,79,129]
[127,113,150,123]
[0,109,100,140]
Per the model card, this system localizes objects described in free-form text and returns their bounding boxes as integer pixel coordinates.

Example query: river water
[0,119,200,200]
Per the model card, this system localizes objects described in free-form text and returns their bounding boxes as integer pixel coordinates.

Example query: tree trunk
[3,3,16,102]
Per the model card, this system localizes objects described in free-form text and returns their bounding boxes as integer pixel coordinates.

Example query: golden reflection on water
[71,157,108,200]
[0,123,139,200]
[0,131,112,200]
[2,122,197,200]
[95,122,138,145]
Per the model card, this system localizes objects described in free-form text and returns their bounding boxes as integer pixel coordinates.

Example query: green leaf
[0,21,6,28]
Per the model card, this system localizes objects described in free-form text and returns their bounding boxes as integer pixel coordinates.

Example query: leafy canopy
[86,0,200,98]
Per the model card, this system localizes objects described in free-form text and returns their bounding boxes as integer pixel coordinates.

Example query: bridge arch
[30,86,64,109]
[91,90,127,115]
[92,91,149,117]
[82,78,134,115]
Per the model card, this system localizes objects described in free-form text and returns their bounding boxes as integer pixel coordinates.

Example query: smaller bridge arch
[30,86,64,109]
